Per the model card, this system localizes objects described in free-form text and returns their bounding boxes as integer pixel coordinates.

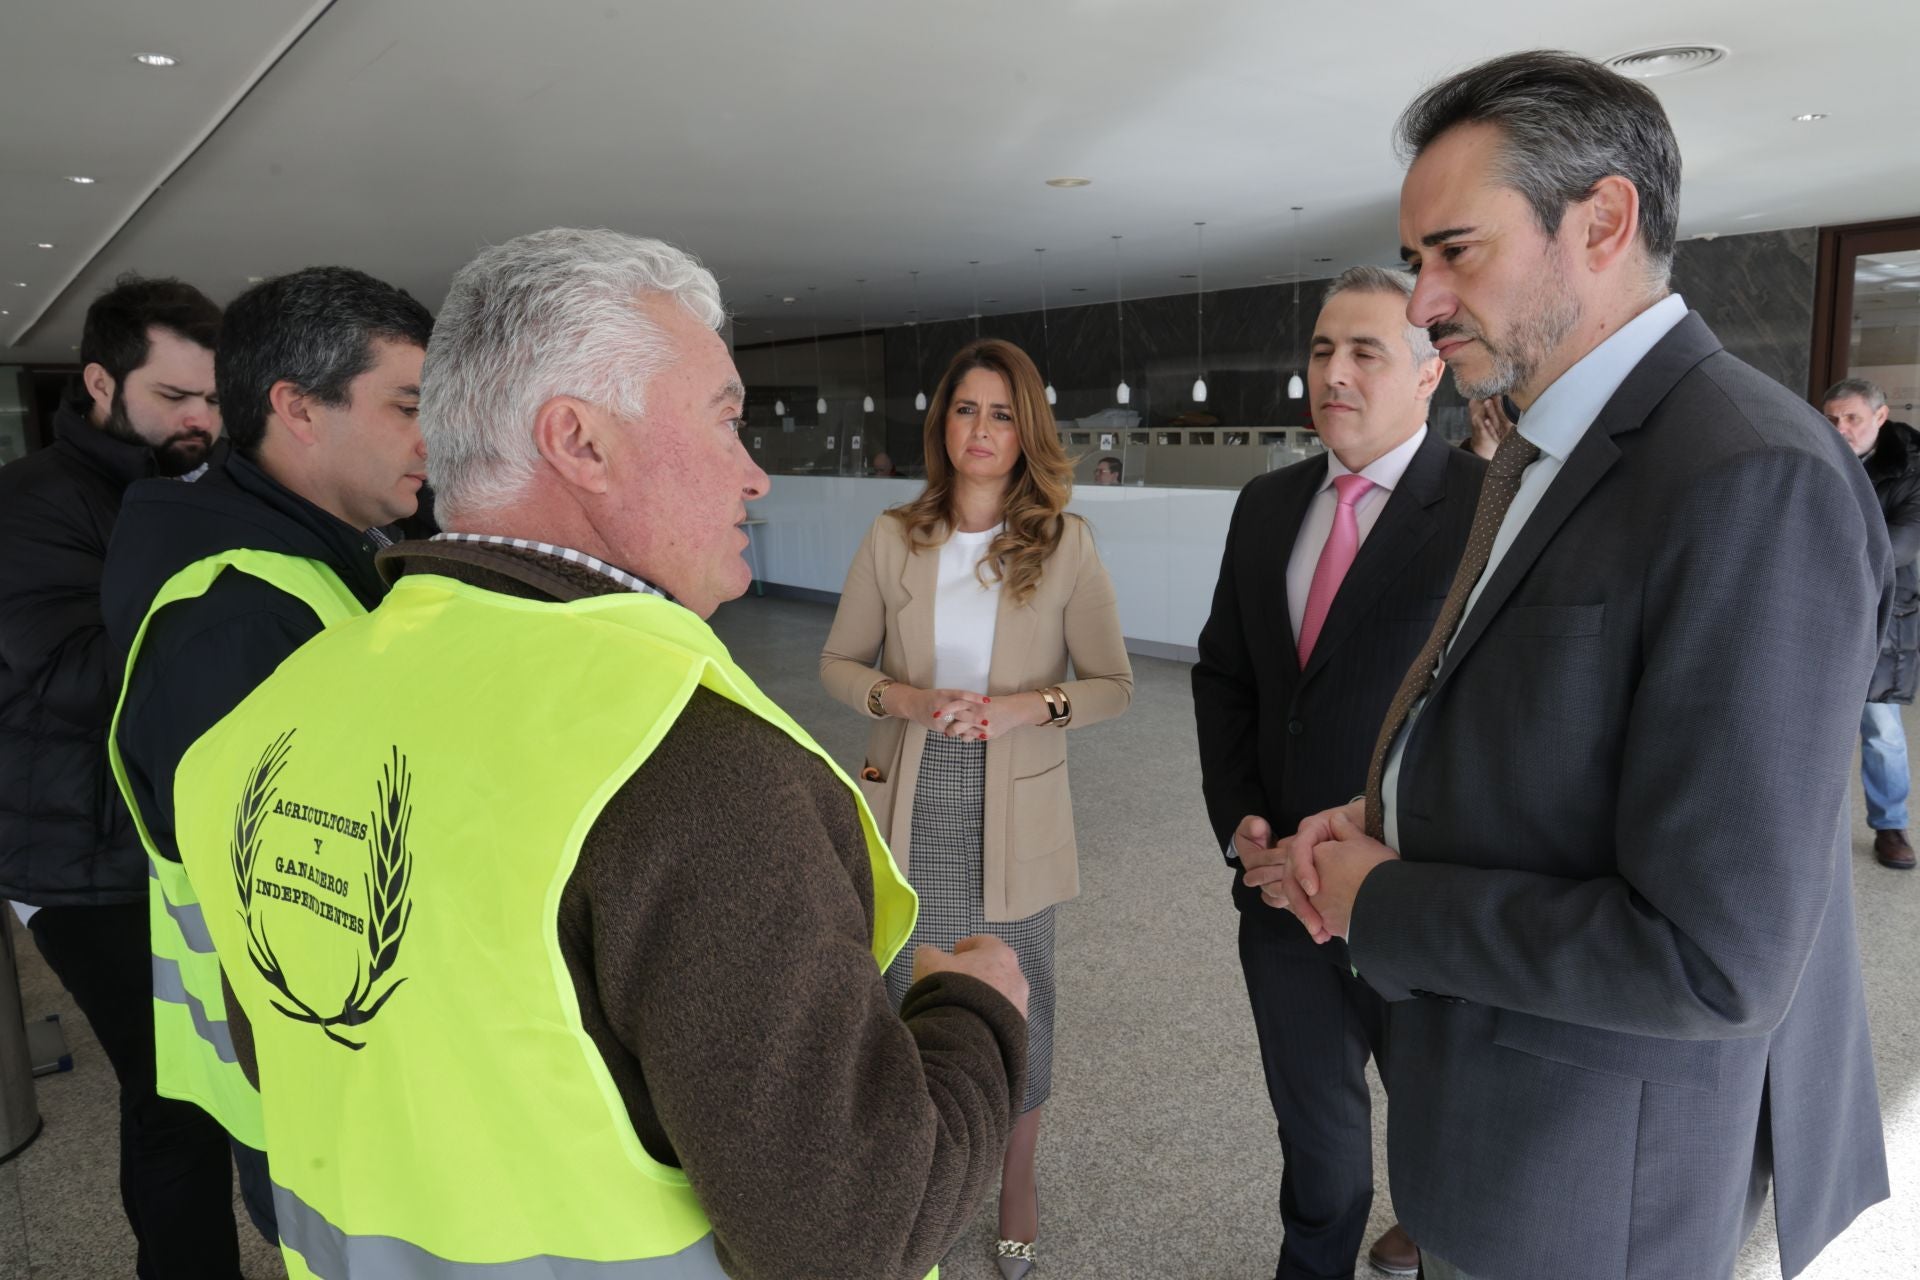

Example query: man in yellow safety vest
[103,266,434,1263]
[174,228,1029,1279]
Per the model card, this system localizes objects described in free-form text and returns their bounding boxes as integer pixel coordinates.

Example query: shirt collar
[1321,424,1428,494]
[429,532,672,599]
[1517,293,1688,463]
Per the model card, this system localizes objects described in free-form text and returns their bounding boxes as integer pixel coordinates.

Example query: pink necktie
[1297,473,1375,667]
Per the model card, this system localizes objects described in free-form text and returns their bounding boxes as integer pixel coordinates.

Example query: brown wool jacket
[228,539,1027,1280]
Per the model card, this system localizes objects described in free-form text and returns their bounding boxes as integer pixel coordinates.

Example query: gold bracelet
[1042,685,1072,727]
[867,677,895,718]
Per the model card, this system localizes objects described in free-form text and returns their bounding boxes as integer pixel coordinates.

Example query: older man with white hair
[169,228,1030,1280]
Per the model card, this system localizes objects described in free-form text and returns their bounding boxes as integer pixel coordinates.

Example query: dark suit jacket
[1193,429,1485,947]
[1353,314,1892,1280]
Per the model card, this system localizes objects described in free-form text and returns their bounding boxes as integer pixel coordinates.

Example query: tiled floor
[3,592,1913,1278]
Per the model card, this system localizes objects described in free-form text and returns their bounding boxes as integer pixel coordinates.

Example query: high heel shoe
[994,1184,1038,1278]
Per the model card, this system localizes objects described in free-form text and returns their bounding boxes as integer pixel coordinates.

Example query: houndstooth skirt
[884,732,1055,1114]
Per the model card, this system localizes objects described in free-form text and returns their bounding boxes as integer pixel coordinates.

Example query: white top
[933,524,1004,694]
[1285,426,1429,643]
[1381,293,1689,851]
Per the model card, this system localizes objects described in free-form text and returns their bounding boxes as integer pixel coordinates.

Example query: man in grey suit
[1247,51,1892,1280]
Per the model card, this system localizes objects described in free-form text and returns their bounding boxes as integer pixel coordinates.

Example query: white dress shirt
[1285,426,1430,643]
[1381,293,1689,850]
[933,524,1003,694]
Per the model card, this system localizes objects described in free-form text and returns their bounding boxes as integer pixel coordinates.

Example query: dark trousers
[28,901,245,1280]
[1239,904,1388,1280]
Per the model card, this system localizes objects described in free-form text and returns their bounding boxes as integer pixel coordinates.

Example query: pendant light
[1112,236,1130,406]
[767,324,786,419]
[1191,221,1209,403]
[809,286,827,418]
[969,260,982,339]
[856,278,874,413]
[909,270,928,412]
[1035,248,1058,406]
[1287,206,1306,401]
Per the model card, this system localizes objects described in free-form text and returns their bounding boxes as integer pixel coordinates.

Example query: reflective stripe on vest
[274,1182,725,1279]
[148,860,214,953]
[150,954,238,1064]
[174,574,925,1276]
[109,548,366,1151]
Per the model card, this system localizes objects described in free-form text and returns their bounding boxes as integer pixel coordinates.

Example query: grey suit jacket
[1352,314,1892,1280]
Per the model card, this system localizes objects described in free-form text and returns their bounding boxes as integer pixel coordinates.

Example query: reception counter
[742,475,1242,659]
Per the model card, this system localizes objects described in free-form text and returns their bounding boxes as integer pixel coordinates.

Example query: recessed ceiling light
[782,295,796,303]
[1605,45,1728,79]
[65,175,96,184]
[0,311,8,317]
[35,242,53,250]
[246,275,265,283]
[133,53,178,67]
[1314,257,1333,263]
[12,282,25,288]
[1045,177,1093,188]
[1793,113,1828,122]
[1070,287,1088,292]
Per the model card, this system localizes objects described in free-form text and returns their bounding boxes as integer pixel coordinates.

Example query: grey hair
[420,228,726,517]
[1321,265,1438,363]
[1395,50,1680,298]
[1822,377,1887,412]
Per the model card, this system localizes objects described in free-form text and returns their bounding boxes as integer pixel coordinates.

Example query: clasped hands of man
[1234,801,1399,942]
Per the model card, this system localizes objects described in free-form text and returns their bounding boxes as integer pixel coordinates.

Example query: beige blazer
[820,513,1133,921]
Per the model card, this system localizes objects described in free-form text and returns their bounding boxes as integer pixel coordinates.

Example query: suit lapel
[1263,459,1326,674]
[896,537,937,690]
[1435,312,1723,688]
[1300,432,1446,685]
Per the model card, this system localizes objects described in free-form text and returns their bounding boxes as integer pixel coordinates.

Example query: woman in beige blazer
[821,338,1131,1279]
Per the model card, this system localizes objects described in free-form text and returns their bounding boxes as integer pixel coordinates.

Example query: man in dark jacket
[101,267,434,1261]
[1824,377,1920,869]
[0,275,225,1277]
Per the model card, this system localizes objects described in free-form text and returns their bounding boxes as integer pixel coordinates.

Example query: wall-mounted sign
[752,436,762,450]
[825,436,836,449]
[850,435,862,450]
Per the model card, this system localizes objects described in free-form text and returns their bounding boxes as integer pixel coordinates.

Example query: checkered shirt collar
[429,533,671,599]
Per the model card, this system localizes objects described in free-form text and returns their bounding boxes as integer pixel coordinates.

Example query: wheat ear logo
[232,732,416,1050]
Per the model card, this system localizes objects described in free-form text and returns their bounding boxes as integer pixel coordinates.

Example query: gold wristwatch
[867,677,895,718]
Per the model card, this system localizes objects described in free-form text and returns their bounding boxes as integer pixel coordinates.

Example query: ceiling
[4,0,1917,360]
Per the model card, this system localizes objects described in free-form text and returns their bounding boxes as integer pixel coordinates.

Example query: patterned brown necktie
[1363,429,1542,840]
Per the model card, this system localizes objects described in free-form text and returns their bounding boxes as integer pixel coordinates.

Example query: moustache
[1427,322,1478,345]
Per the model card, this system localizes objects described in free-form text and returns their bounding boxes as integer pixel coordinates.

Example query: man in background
[0,275,240,1277]
[102,266,434,1247]
[1824,376,1920,870]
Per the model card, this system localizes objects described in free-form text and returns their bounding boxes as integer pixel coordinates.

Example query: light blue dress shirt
[1380,293,1689,852]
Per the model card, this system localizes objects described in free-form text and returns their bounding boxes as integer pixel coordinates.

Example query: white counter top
[743,475,1242,655]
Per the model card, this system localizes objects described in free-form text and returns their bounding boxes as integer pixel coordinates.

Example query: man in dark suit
[1193,265,1484,1280]
[1253,51,1891,1280]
